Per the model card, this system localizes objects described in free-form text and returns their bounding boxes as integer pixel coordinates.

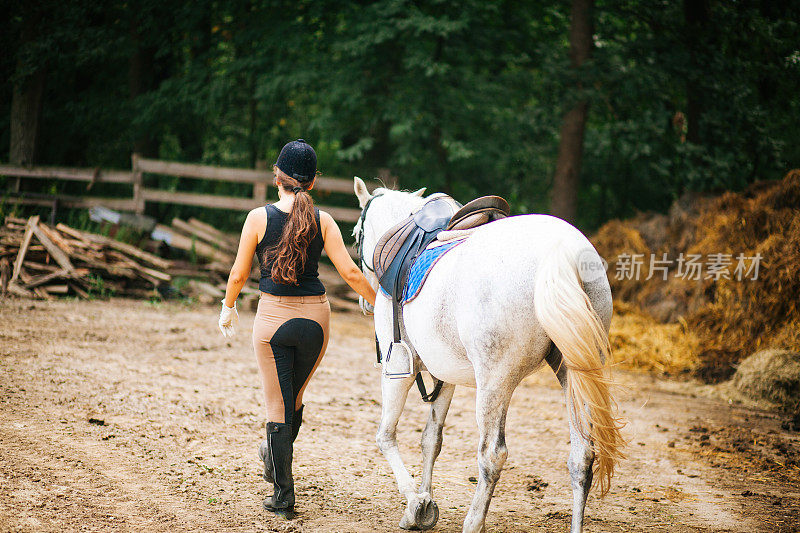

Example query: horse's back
[460,214,595,261]
[403,214,606,386]
[444,214,598,300]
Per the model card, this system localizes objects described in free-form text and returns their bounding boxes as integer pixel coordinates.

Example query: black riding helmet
[275,139,317,182]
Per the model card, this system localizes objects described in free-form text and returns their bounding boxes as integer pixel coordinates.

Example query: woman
[217,139,376,518]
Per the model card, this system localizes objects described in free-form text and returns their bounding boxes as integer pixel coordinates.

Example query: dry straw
[593,170,800,382]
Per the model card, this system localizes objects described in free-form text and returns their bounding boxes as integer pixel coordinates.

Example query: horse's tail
[533,244,625,496]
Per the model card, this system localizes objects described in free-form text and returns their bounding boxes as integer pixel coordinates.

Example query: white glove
[218,300,239,338]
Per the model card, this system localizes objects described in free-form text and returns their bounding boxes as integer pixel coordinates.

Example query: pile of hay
[593,170,800,382]
[731,349,800,413]
[609,301,700,375]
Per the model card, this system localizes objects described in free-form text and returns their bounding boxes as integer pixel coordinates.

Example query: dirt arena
[1,298,798,532]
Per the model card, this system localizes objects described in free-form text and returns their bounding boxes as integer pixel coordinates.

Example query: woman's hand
[218,300,239,338]
[360,296,375,315]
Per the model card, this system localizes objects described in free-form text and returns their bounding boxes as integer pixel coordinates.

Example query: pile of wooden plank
[0,215,172,299]
[1,214,361,312]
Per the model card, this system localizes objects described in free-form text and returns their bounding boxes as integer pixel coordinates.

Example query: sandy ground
[1,298,798,532]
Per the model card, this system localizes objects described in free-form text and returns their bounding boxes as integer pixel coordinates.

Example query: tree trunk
[9,68,46,165]
[128,21,158,157]
[248,75,259,168]
[549,0,594,224]
[9,13,46,166]
[684,0,710,145]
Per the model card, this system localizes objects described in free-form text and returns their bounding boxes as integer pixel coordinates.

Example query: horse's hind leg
[462,380,515,533]
[420,382,455,495]
[547,344,594,533]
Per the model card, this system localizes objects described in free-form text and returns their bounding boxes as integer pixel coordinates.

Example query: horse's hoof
[399,493,439,530]
[415,498,439,530]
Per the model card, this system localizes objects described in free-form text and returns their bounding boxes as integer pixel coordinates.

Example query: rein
[356,193,381,274]
[357,193,444,404]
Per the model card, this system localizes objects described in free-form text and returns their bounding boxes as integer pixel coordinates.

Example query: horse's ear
[354,176,372,208]
[411,187,427,197]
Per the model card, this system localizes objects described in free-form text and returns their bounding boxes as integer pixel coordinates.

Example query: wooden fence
[1,154,370,223]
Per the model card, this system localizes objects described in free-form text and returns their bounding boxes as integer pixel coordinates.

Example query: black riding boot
[291,405,304,442]
[258,421,274,484]
[262,422,295,518]
[259,407,304,483]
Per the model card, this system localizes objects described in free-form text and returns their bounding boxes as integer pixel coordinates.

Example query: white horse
[352,178,625,533]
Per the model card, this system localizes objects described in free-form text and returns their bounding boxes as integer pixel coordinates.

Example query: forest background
[2,0,799,231]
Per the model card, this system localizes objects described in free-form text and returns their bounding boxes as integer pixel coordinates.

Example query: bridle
[355,193,382,274]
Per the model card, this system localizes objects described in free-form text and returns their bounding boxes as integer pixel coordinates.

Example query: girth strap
[416,373,444,403]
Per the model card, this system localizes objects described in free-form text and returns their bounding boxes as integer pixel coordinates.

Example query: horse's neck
[375,193,425,234]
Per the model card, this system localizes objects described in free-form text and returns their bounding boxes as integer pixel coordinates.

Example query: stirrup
[384,341,414,378]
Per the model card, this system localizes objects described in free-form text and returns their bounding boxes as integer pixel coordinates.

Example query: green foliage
[86,274,114,300]
[3,0,798,230]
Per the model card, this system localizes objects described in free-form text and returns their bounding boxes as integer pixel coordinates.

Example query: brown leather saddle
[446,195,510,231]
[373,194,509,300]
[369,194,509,400]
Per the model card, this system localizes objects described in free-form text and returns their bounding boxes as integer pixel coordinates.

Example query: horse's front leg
[462,382,515,533]
[393,381,455,531]
[376,373,422,525]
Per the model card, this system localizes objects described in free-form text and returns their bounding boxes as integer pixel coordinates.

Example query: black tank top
[256,205,326,296]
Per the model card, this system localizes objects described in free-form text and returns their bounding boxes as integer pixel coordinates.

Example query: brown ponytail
[268,169,318,285]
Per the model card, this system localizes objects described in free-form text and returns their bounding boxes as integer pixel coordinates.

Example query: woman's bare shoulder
[247,206,267,221]
[318,210,338,240]
[242,207,267,238]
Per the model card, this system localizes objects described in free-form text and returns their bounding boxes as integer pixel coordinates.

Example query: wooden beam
[137,156,377,193]
[132,153,145,214]
[0,164,133,183]
[105,249,171,282]
[137,157,271,184]
[3,196,138,211]
[314,176,363,194]
[16,269,53,300]
[187,218,239,249]
[37,223,74,255]
[0,257,9,295]
[153,224,232,264]
[21,268,69,289]
[7,282,34,298]
[144,188,361,222]
[253,182,267,203]
[42,284,69,294]
[171,218,237,254]
[1,159,372,224]
[316,205,361,223]
[142,188,261,211]
[30,222,75,273]
[56,223,172,270]
[11,215,39,283]
[69,282,90,298]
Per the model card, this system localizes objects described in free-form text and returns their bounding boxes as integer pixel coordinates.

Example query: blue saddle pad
[402,241,461,303]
